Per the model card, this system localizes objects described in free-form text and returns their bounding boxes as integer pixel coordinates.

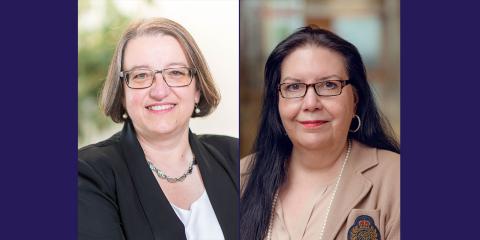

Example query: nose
[302,86,323,111]
[149,73,171,100]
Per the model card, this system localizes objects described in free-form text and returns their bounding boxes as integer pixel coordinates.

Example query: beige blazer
[241,140,400,240]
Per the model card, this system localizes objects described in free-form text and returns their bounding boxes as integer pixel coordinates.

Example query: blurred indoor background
[78,0,239,148]
[240,0,400,157]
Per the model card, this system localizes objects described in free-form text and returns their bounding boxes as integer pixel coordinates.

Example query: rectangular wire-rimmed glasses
[120,67,196,89]
[278,80,350,98]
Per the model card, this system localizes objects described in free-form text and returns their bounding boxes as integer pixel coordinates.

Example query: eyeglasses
[278,80,350,98]
[120,67,196,89]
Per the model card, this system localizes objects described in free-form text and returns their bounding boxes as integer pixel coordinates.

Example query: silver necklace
[266,140,352,240]
[147,156,197,183]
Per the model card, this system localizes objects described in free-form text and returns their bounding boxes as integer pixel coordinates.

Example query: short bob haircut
[240,26,400,240]
[100,17,220,123]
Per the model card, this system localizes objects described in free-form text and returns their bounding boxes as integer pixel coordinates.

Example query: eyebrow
[281,74,345,83]
[124,62,189,71]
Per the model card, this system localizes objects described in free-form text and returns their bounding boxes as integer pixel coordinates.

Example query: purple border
[0,0,77,239]
[401,0,480,238]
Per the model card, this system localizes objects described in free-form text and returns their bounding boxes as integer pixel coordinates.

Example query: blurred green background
[78,0,132,148]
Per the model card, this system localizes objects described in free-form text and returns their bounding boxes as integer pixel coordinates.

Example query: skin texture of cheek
[328,104,353,140]
[124,90,142,119]
[124,90,150,134]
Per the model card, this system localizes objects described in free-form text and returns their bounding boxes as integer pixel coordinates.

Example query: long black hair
[240,26,400,240]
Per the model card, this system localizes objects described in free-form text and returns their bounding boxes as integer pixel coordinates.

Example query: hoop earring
[349,114,361,133]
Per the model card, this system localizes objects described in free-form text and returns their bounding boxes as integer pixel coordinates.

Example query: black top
[78,121,239,240]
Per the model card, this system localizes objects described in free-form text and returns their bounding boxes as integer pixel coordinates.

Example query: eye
[130,70,151,81]
[133,73,147,79]
[166,68,188,78]
[322,80,340,89]
[285,83,303,92]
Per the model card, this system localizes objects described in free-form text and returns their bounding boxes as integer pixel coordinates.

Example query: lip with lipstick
[145,103,176,113]
[298,120,328,128]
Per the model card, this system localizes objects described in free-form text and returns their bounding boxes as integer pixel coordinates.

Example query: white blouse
[170,191,225,240]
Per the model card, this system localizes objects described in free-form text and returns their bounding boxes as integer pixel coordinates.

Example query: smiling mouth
[146,104,176,111]
[298,120,328,128]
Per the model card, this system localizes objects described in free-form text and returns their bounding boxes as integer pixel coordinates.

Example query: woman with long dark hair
[241,26,400,240]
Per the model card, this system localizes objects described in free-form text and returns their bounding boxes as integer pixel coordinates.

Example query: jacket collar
[188,127,238,240]
[119,121,237,240]
[120,121,185,239]
[324,140,378,239]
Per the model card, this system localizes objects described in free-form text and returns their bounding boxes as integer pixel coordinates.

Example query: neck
[136,127,192,167]
[287,139,349,187]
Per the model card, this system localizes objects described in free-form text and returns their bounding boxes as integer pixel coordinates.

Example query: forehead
[280,45,347,81]
[123,34,189,69]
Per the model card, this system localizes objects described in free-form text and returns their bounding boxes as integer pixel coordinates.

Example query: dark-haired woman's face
[278,45,356,151]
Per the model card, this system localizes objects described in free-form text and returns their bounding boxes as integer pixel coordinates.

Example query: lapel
[120,121,186,240]
[120,121,238,240]
[324,140,378,240]
[189,130,239,240]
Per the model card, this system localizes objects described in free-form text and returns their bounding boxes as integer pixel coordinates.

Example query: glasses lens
[163,68,192,87]
[315,80,342,96]
[280,83,306,98]
[127,69,154,89]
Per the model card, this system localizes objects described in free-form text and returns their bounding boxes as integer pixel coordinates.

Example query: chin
[152,119,191,135]
[298,142,328,150]
[152,128,176,135]
[295,135,332,150]
[146,123,178,135]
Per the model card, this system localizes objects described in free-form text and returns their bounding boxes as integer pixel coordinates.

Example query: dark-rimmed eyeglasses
[278,80,350,98]
[120,67,196,89]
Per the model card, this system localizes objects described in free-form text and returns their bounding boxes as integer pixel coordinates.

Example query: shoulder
[353,141,400,195]
[78,131,122,163]
[240,154,254,195]
[372,148,400,195]
[196,134,239,190]
[78,132,124,192]
[375,148,400,177]
[197,134,238,150]
[353,140,400,177]
[195,134,239,177]
[240,154,254,176]
[196,134,239,160]
[355,142,400,204]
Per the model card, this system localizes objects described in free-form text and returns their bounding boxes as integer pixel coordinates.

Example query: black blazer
[78,121,239,240]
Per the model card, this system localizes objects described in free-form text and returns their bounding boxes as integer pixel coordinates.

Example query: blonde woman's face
[122,34,200,139]
[278,45,356,151]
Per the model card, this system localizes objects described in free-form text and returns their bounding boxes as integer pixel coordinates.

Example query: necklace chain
[266,140,352,240]
[147,155,196,183]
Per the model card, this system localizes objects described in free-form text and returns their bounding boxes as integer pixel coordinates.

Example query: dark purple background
[0,0,479,239]
[400,0,480,239]
[0,0,77,238]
